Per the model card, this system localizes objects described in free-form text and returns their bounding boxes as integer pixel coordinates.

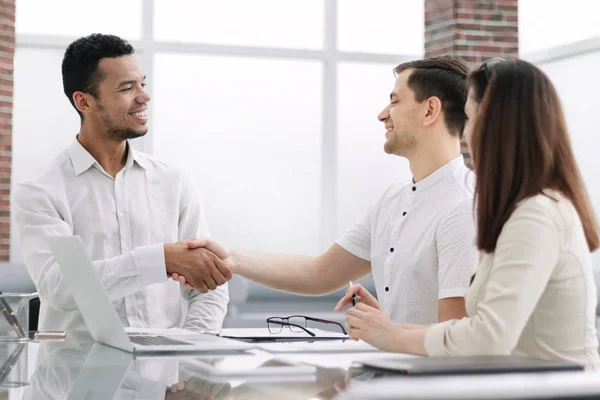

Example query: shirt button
[118,212,125,217]
[402,211,407,216]
[390,247,394,253]
[385,287,390,292]
[412,186,416,192]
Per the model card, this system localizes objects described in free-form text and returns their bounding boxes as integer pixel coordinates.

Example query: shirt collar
[68,137,150,176]
[413,155,465,192]
[68,137,97,176]
[131,148,151,170]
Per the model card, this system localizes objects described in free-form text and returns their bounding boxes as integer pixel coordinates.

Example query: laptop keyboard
[128,335,193,346]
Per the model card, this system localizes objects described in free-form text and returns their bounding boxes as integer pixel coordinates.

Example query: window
[338,0,424,55]
[15,0,142,39]
[153,54,323,254]
[154,0,324,49]
[13,1,422,261]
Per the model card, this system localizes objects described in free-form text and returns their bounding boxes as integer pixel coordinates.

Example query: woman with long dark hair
[339,59,600,367]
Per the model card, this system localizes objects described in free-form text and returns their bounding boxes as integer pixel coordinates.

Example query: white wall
[519,0,600,55]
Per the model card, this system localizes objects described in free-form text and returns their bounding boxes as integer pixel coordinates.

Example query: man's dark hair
[62,33,135,118]
[394,56,470,137]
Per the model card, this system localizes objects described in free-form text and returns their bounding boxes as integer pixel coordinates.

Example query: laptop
[46,235,253,354]
[358,355,584,376]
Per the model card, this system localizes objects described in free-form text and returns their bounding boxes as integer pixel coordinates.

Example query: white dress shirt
[14,138,228,332]
[425,191,600,368]
[337,156,478,324]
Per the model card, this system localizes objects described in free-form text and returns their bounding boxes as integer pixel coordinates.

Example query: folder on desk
[358,355,584,376]
[218,328,348,342]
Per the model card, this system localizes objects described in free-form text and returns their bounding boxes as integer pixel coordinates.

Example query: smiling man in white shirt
[14,34,230,333]
[179,56,478,324]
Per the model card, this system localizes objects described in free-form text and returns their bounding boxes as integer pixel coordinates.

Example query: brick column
[424,0,518,166]
[0,0,15,260]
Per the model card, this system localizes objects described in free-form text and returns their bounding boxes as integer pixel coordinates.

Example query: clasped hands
[165,238,232,293]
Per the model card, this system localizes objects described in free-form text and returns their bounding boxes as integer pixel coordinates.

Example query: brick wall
[0,0,14,260]
[424,0,518,166]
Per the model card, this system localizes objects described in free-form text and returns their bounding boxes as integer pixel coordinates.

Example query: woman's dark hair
[468,59,599,253]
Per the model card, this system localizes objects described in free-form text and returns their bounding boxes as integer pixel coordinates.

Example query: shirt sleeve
[424,197,561,356]
[14,182,167,313]
[436,200,479,299]
[336,188,392,262]
[336,212,372,261]
[177,173,229,333]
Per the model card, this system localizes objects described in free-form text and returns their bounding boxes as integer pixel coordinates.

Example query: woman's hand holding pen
[334,283,380,312]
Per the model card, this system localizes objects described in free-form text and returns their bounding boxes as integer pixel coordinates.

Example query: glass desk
[2,331,600,400]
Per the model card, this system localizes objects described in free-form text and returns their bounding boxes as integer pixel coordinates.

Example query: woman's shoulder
[513,190,576,230]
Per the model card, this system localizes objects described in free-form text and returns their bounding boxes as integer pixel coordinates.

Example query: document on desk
[218,328,348,342]
[256,339,380,353]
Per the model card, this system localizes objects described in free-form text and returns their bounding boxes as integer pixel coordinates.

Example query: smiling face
[377,69,423,157]
[81,55,151,140]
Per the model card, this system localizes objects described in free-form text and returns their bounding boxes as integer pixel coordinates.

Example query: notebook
[358,355,584,376]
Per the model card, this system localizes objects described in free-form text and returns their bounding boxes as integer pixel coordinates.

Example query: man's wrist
[164,242,178,274]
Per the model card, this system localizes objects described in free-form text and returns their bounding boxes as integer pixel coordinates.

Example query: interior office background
[3,0,600,324]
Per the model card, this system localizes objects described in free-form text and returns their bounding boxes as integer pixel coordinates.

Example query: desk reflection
[21,332,353,400]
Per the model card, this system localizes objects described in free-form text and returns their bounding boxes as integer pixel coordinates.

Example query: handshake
[164,238,232,293]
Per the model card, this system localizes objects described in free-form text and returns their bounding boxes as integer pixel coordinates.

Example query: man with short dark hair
[178,56,478,324]
[14,33,230,332]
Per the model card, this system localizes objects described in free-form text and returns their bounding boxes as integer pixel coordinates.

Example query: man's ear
[422,96,442,127]
[72,91,94,115]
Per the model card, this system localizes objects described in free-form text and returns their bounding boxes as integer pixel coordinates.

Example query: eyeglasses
[481,57,506,83]
[266,315,347,337]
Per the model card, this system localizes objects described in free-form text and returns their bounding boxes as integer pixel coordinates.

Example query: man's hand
[164,242,232,293]
[334,283,380,312]
[345,303,403,352]
[171,238,234,289]
[186,238,230,259]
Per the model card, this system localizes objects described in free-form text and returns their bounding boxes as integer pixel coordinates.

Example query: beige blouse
[424,190,600,369]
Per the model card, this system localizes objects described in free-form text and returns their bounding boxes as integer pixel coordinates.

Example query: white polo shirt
[337,155,478,324]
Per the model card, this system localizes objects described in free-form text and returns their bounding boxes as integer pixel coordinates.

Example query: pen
[0,343,26,386]
[0,291,27,338]
[349,281,357,306]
